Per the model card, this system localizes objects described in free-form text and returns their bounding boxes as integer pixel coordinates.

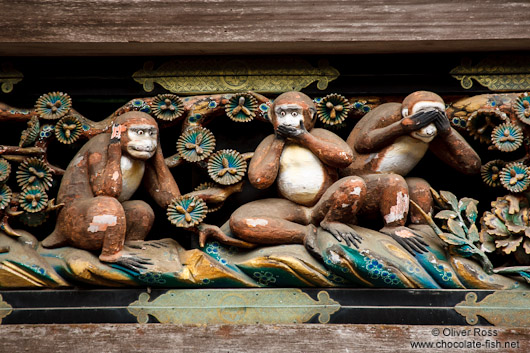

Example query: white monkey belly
[277,144,325,205]
[375,136,429,175]
[118,155,145,202]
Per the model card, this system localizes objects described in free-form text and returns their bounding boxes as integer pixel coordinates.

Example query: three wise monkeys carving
[41,91,481,268]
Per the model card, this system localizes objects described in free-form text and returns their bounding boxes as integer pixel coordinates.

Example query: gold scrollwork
[451,56,530,91]
[132,57,339,94]
[0,294,13,324]
[0,63,23,94]
[128,288,340,324]
[455,291,530,326]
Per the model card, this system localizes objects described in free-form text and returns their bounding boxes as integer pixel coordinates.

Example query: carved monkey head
[270,91,317,131]
[114,111,158,160]
[401,91,446,143]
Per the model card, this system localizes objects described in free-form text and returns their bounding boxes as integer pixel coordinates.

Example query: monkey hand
[110,123,123,143]
[196,223,257,249]
[433,110,451,136]
[276,120,308,139]
[401,109,440,132]
[320,221,362,249]
[380,226,429,254]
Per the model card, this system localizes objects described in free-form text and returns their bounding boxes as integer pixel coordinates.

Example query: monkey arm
[90,136,123,198]
[297,128,353,168]
[144,143,181,208]
[353,105,441,154]
[248,134,285,189]
[429,128,481,175]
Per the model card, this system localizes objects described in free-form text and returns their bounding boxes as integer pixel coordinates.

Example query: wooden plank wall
[0,0,529,55]
[1,324,529,352]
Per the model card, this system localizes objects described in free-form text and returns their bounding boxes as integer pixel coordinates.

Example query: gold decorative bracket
[128,289,340,324]
[0,294,12,324]
[451,55,530,91]
[455,291,530,326]
[0,63,23,94]
[132,57,339,94]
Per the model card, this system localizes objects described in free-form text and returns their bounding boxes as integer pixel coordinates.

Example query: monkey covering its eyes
[341,91,481,254]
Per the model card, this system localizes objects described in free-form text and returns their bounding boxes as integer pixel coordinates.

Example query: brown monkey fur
[341,91,481,253]
[42,112,180,265]
[230,92,367,249]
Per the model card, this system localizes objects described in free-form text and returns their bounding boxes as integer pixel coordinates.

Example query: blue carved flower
[35,92,71,120]
[0,158,11,183]
[364,257,400,286]
[19,186,48,213]
[55,115,83,144]
[151,94,184,121]
[176,127,216,163]
[0,184,12,210]
[207,149,247,185]
[225,93,257,123]
[16,157,53,191]
[500,162,530,193]
[167,195,208,228]
[131,99,151,113]
[317,94,350,126]
[491,123,523,152]
[514,94,530,125]
[253,271,277,286]
[208,100,218,109]
[39,124,54,139]
[481,159,505,188]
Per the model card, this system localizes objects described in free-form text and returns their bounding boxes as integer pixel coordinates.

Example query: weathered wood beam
[1,324,529,352]
[0,1,529,55]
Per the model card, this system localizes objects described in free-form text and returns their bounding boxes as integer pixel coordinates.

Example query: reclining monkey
[342,91,481,253]
[229,91,367,251]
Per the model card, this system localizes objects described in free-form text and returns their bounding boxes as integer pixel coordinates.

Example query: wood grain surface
[0,324,529,352]
[0,1,529,55]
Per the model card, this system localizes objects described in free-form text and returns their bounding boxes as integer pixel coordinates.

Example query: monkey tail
[41,229,68,248]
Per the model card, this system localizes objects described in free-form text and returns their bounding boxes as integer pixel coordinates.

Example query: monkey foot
[100,251,153,274]
[320,221,362,249]
[303,224,322,261]
[197,223,257,249]
[379,226,428,254]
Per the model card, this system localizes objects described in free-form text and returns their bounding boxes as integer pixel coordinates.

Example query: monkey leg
[406,177,434,224]
[50,196,127,262]
[361,173,410,227]
[311,176,366,224]
[122,200,155,241]
[361,174,428,254]
[230,198,312,245]
[309,176,366,248]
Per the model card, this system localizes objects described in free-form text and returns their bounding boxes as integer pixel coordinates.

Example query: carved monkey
[229,91,367,252]
[342,91,481,253]
[41,112,180,270]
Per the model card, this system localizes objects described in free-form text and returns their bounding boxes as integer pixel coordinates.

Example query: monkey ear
[310,107,317,120]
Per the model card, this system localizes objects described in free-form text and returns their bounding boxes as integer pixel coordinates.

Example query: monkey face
[270,92,317,133]
[274,104,304,128]
[122,123,158,160]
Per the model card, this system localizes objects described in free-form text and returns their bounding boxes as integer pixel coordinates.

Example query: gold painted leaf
[466,200,479,224]
[468,224,480,243]
[447,218,466,238]
[496,236,523,254]
[439,232,467,246]
[440,191,459,211]
[435,210,458,220]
